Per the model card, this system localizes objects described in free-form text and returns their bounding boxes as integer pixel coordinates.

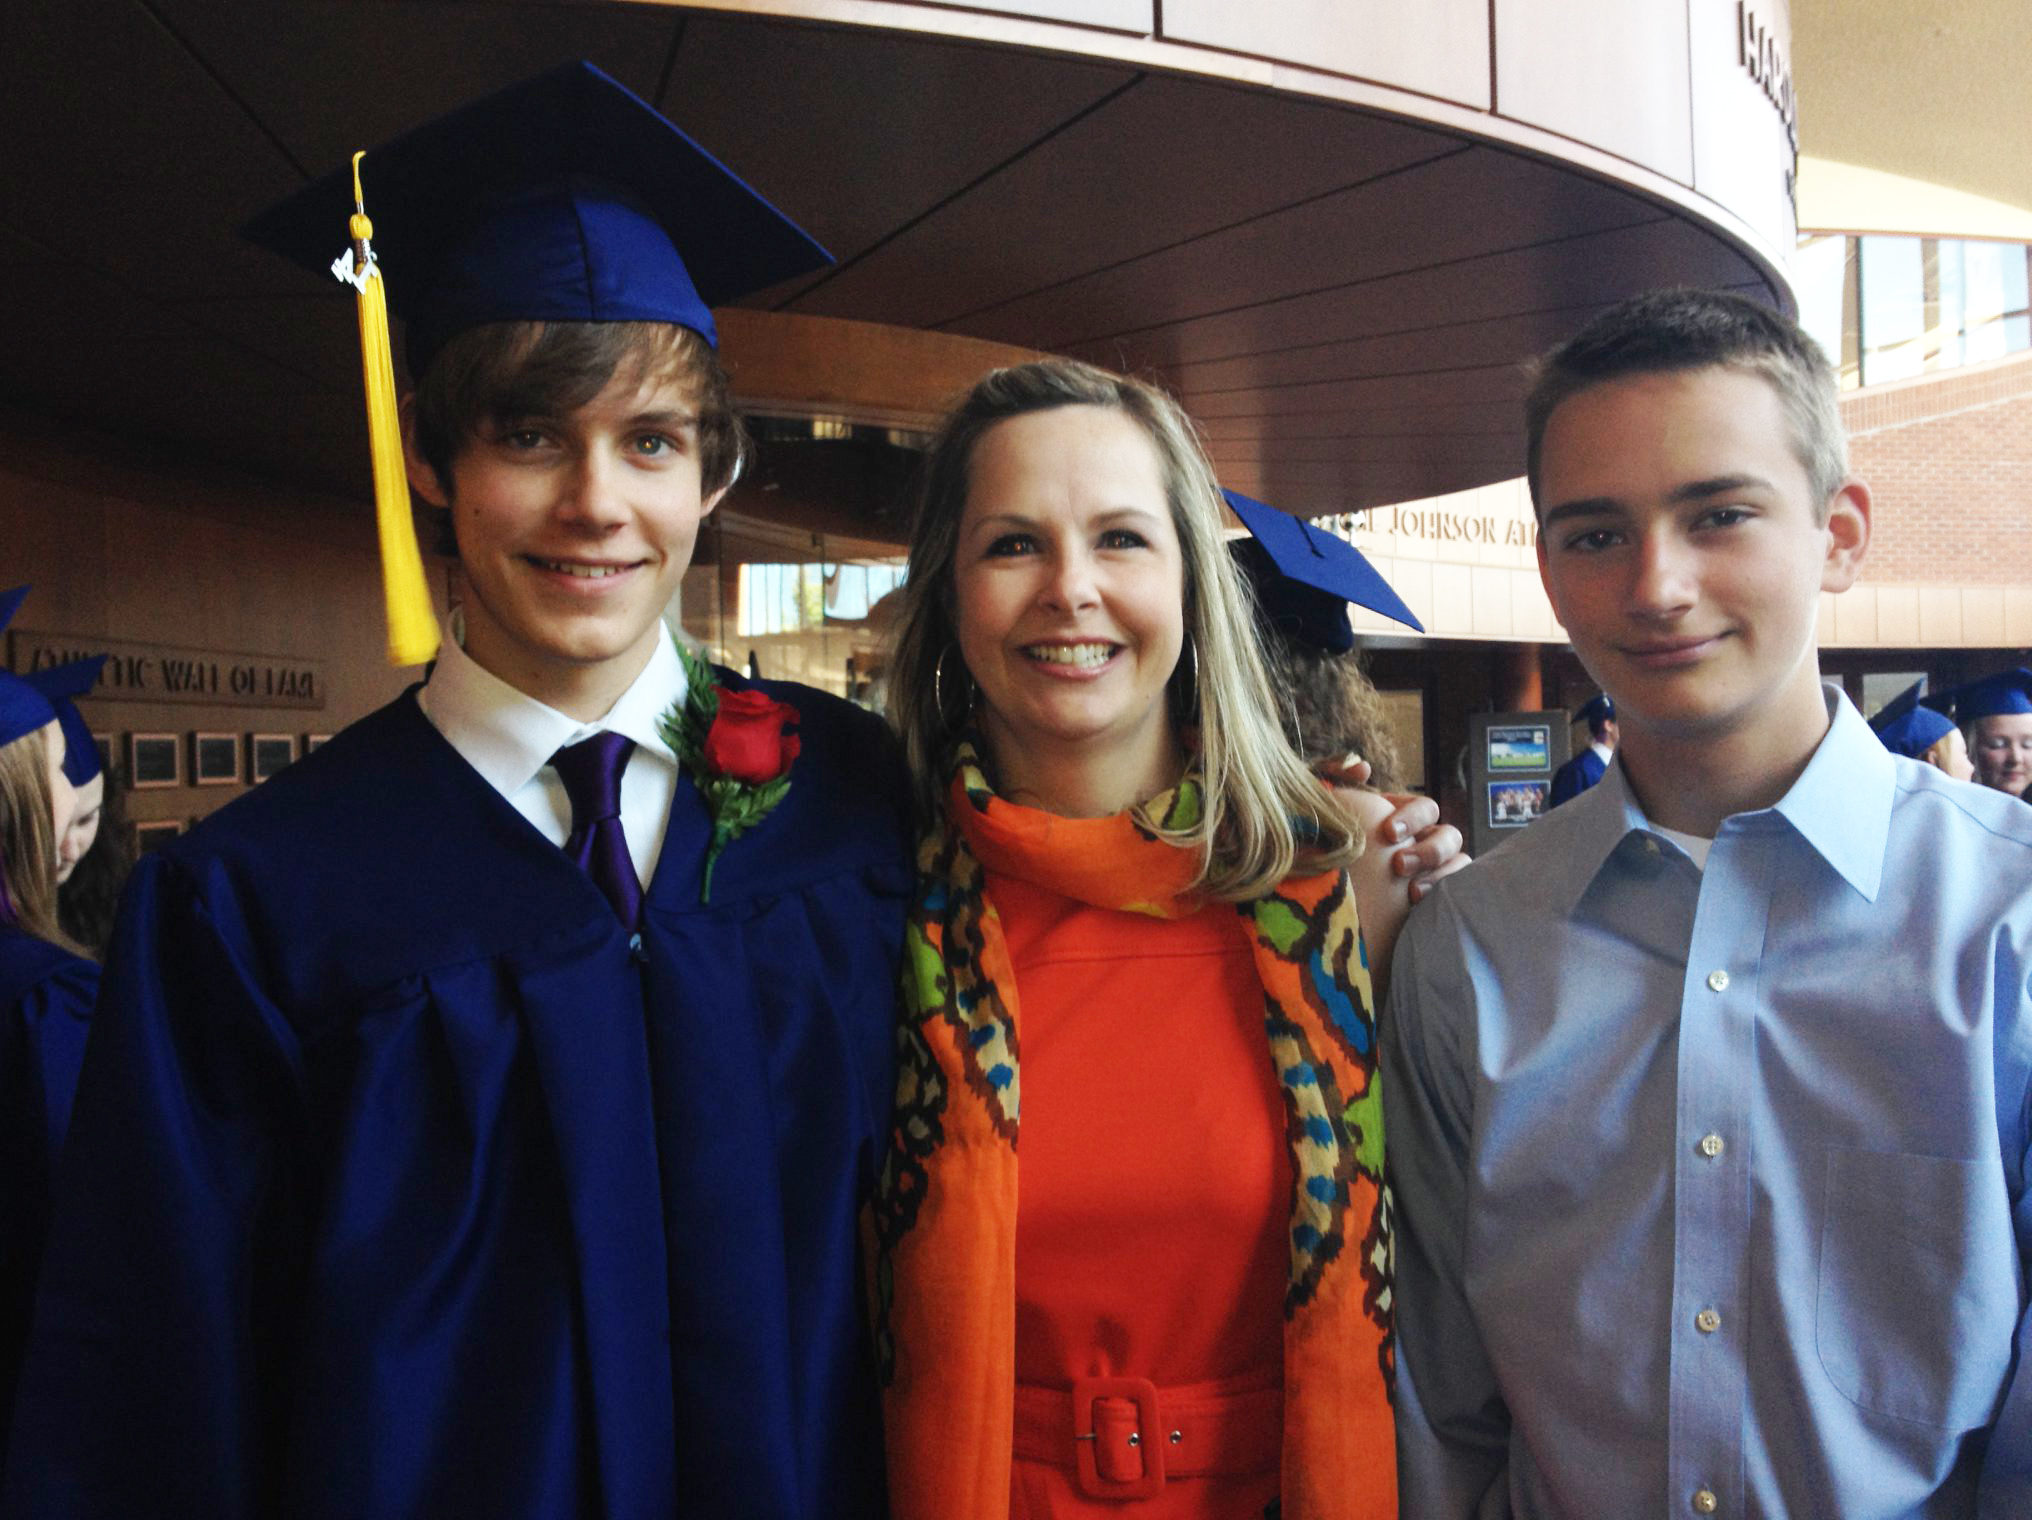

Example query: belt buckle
[1071,1375,1164,1501]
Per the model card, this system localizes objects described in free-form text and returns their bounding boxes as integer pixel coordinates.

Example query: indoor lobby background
[4,0,2027,846]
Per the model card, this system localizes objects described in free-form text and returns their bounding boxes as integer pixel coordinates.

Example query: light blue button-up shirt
[1385,690,2032,1518]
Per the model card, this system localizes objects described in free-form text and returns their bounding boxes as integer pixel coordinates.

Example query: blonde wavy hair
[888,358,1358,901]
[0,724,79,952]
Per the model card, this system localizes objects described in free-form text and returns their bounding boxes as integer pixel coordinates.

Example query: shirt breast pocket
[1815,1145,2019,1430]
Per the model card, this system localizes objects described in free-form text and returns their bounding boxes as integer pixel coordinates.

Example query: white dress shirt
[417,615,684,888]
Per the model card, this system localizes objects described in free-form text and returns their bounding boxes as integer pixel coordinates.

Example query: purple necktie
[551,731,642,929]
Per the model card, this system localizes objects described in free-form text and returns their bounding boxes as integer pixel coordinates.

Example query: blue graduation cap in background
[1575,693,1615,727]
[1223,490,1423,652]
[244,62,832,667]
[1941,667,2032,722]
[24,656,108,786]
[0,587,58,751]
[1869,678,1957,759]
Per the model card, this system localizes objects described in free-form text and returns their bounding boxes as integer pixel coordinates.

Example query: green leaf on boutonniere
[663,639,721,762]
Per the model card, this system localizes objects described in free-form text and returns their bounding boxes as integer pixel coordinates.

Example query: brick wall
[1844,351,2032,588]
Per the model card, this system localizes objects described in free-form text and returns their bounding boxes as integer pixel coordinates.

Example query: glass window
[1805,233,2032,388]
[1795,234,1850,374]
[1935,240,1966,370]
[677,518,907,710]
[1860,235,1926,384]
[1861,671,1927,721]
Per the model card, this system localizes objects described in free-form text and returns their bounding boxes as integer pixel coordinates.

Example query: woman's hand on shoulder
[1319,758,1470,1007]
[1377,796,1467,906]
[1316,755,1469,905]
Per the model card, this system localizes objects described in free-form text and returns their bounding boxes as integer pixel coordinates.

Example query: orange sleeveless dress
[988,833,1289,1517]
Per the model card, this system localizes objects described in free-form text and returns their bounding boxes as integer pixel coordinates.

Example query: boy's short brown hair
[1524,287,1847,522]
[410,319,746,548]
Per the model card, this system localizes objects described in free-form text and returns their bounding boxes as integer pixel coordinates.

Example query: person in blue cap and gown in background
[1868,678,1975,781]
[1225,488,1465,983]
[6,65,912,1520]
[1225,489,1423,795]
[21,657,123,957]
[0,591,96,1471]
[1946,667,2032,799]
[1547,692,1616,807]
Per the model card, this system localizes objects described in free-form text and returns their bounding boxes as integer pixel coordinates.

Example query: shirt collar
[421,613,684,797]
[1545,754,1655,918]
[1549,684,1891,914]
[1767,686,1891,902]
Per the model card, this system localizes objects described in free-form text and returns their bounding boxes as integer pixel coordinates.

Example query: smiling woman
[887,359,1356,898]
[950,404,1188,819]
[873,359,1404,1520]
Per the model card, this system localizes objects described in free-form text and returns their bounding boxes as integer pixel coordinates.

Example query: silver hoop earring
[934,644,974,729]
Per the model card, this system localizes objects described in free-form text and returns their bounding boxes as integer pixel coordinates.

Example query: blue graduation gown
[1547,745,1607,808]
[5,678,911,1520]
[0,927,93,1459]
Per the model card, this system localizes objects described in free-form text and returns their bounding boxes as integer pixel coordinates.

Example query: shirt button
[1706,969,1730,992]
[1693,1490,1719,1514]
[1696,1308,1721,1333]
[1699,1133,1725,1159]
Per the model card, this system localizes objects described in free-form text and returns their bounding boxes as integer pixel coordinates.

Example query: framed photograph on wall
[92,733,114,778]
[1487,723,1551,772]
[305,733,333,754]
[191,732,241,786]
[128,733,181,790]
[249,733,297,783]
[1487,779,1548,829]
[133,819,182,854]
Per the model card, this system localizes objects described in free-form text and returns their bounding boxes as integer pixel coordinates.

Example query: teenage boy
[1384,288,2032,1518]
[3,66,914,1520]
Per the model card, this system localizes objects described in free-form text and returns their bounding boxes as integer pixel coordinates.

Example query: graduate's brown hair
[408,319,747,550]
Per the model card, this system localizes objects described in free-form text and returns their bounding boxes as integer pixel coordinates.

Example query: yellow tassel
[345,151,440,668]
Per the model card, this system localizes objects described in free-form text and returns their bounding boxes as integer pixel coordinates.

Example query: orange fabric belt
[1010,1376,1281,1501]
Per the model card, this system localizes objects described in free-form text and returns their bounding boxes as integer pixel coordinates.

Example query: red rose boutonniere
[660,641,801,901]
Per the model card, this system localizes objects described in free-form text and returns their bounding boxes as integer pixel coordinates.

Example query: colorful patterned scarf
[869,746,1395,1519]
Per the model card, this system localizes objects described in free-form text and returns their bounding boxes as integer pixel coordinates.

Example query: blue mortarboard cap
[1576,693,1615,726]
[24,656,107,785]
[0,679,54,752]
[1869,678,1957,759]
[243,61,833,376]
[1223,490,1423,652]
[1942,667,2032,723]
[0,587,57,750]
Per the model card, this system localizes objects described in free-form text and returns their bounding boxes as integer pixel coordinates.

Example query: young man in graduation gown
[4,65,913,1520]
